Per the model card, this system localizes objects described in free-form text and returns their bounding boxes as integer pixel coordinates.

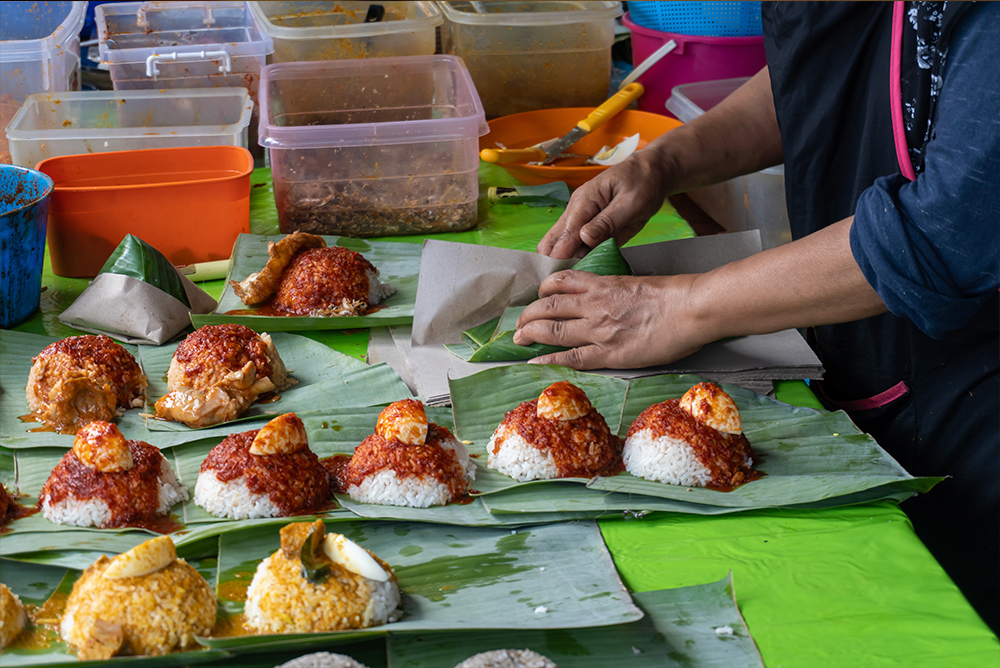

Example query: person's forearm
[682,217,888,342]
[644,67,784,194]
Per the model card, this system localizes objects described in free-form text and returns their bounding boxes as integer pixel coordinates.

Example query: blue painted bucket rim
[0,165,55,218]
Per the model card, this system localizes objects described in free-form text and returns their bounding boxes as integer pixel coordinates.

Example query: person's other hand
[536,150,670,260]
[512,270,705,370]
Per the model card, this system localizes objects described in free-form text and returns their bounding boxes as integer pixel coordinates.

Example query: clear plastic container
[439,1,622,119]
[249,2,442,63]
[259,55,488,237]
[6,88,254,169]
[0,1,87,164]
[95,2,273,103]
[666,77,791,250]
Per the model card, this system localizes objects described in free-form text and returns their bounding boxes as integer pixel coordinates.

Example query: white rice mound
[455,649,558,668]
[486,425,560,482]
[277,652,371,668]
[193,470,282,519]
[347,436,476,508]
[0,582,26,650]
[622,428,712,487]
[244,554,400,634]
[366,267,395,305]
[41,458,188,528]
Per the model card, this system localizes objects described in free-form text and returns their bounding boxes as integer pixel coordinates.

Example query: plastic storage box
[666,77,791,250]
[438,1,622,119]
[623,11,766,118]
[6,88,254,169]
[249,1,442,62]
[95,2,273,103]
[259,55,488,237]
[37,146,253,277]
[0,1,87,164]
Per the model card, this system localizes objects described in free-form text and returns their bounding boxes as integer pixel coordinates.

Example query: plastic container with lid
[259,55,488,237]
[6,88,254,169]
[667,77,791,250]
[37,146,253,277]
[623,11,766,118]
[95,2,274,101]
[249,1,442,63]
[439,1,622,119]
[0,1,87,164]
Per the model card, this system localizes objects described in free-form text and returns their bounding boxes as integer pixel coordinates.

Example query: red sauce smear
[495,400,624,478]
[0,486,39,533]
[627,399,761,490]
[327,424,472,502]
[38,441,178,528]
[201,430,333,515]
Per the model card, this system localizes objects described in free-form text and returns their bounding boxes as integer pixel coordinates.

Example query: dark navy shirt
[850,2,999,339]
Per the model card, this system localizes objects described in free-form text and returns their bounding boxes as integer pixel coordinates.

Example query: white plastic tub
[439,1,622,118]
[666,77,791,250]
[0,1,86,163]
[95,2,273,101]
[249,1,442,62]
[6,89,254,169]
[259,55,488,237]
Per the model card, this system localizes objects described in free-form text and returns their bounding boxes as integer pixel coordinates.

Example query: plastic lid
[258,55,488,149]
[96,1,274,64]
[6,88,254,140]
[665,77,751,123]
[439,1,621,26]
[0,1,86,61]
[249,1,442,39]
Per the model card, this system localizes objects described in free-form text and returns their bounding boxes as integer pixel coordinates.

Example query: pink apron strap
[891,1,918,181]
[815,380,911,412]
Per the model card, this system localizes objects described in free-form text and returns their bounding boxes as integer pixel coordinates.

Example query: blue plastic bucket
[0,165,54,328]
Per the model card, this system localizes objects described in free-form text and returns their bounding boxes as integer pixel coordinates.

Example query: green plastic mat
[449,366,940,509]
[191,234,423,331]
[600,502,1000,668]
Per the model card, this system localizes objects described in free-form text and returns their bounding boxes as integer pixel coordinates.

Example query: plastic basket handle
[146,51,233,80]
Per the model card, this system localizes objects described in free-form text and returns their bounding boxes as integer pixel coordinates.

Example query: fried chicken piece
[271,246,394,317]
[230,231,327,305]
[26,335,147,433]
[153,324,294,428]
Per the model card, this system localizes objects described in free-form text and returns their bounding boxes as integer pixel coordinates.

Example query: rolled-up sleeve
[850,2,999,339]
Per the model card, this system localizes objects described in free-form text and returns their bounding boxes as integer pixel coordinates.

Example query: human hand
[513,270,706,370]
[537,150,671,260]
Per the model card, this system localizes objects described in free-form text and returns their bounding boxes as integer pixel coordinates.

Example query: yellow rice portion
[61,555,215,657]
[0,582,27,649]
[245,548,399,634]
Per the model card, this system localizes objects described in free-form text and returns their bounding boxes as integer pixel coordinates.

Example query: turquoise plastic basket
[627,1,762,37]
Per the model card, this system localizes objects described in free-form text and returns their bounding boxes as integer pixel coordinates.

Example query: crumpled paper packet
[59,235,218,345]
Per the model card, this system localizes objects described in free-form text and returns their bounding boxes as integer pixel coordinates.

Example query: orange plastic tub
[480,108,683,189]
[37,146,253,277]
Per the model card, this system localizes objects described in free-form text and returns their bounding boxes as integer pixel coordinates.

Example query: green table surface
[7,163,998,667]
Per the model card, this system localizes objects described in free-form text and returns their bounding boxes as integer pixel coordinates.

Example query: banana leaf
[448,366,941,509]
[337,495,599,527]
[488,182,572,208]
[202,519,641,652]
[446,238,633,363]
[0,329,411,448]
[386,573,763,668]
[1,447,15,490]
[190,234,423,331]
[99,234,190,308]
